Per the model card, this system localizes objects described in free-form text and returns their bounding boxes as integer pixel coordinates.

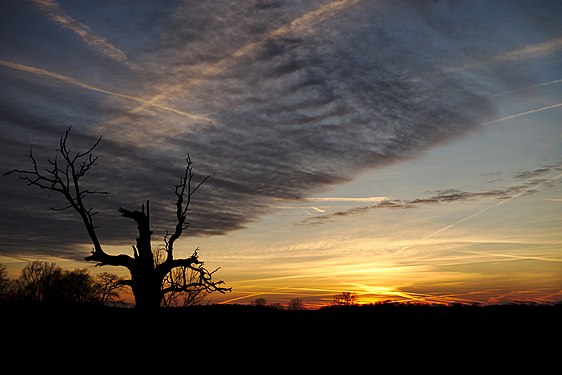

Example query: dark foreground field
[3,300,560,368]
[4,300,560,345]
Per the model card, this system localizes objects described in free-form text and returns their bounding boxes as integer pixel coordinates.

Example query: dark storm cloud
[1,0,561,259]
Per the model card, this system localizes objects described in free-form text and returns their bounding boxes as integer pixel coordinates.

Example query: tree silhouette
[287,298,305,310]
[0,263,10,298]
[252,297,267,307]
[11,261,63,302]
[332,291,358,306]
[4,126,231,313]
[95,272,126,306]
[11,260,100,303]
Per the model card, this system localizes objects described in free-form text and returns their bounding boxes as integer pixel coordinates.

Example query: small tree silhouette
[287,298,305,310]
[252,297,267,307]
[4,126,231,313]
[332,291,358,306]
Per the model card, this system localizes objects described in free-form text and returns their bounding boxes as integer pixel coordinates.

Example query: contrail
[445,36,562,73]
[310,207,327,213]
[482,101,562,125]
[125,0,363,116]
[454,250,562,263]
[394,173,562,254]
[0,60,213,123]
[30,0,140,71]
[0,254,33,263]
[306,196,389,203]
[219,287,288,304]
[412,36,562,83]
[493,78,562,97]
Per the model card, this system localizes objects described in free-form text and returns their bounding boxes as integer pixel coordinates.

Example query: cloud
[301,199,413,225]
[514,167,558,180]
[301,164,562,225]
[1,0,561,258]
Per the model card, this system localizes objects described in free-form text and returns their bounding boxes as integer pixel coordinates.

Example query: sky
[0,0,561,308]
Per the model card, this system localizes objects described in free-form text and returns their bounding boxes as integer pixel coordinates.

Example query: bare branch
[160,249,231,299]
[3,126,110,259]
[50,204,74,211]
[163,154,210,263]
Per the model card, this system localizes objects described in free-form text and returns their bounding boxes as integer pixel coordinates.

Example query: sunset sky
[1,0,561,308]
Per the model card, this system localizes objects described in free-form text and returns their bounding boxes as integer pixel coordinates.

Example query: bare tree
[59,267,100,304]
[4,126,231,313]
[11,261,63,301]
[287,298,305,310]
[95,272,126,306]
[332,291,358,306]
[252,297,267,307]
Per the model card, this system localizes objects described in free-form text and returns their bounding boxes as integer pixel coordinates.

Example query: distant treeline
[0,261,126,306]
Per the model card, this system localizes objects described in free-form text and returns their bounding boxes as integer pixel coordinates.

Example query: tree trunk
[131,269,162,313]
[119,202,161,313]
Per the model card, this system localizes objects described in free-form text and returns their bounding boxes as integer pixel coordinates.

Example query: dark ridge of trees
[3,126,231,313]
[1,268,560,351]
[2,298,560,344]
[2,300,558,366]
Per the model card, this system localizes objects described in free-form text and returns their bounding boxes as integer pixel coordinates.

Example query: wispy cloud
[514,167,560,180]
[395,172,562,254]
[302,164,562,226]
